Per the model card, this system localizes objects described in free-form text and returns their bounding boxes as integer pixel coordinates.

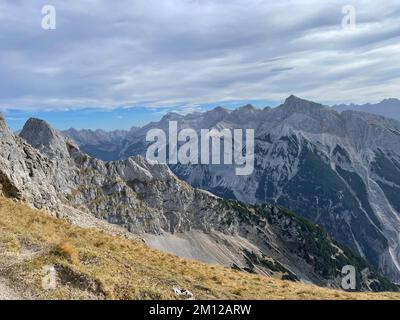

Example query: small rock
[171,286,194,300]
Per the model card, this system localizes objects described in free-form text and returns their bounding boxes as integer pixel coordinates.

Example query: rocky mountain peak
[19,118,75,159]
[226,104,261,125]
[333,98,400,121]
[0,113,11,134]
[161,112,183,122]
[206,106,230,116]
[282,95,325,112]
[284,94,302,104]
[0,113,18,160]
[381,98,400,105]
[237,104,257,112]
[203,106,230,124]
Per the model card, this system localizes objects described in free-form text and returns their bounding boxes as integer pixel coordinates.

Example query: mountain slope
[0,114,394,290]
[172,97,400,282]
[2,197,399,300]
[64,96,400,282]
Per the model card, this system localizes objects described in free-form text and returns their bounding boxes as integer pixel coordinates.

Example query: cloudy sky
[1,0,400,129]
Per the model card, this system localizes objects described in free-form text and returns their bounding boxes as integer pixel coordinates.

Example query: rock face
[65,96,400,283]
[0,114,395,291]
[0,115,61,210]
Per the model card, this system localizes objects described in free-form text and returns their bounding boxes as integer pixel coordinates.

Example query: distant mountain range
[63,96,400,283]
[64,127,140,161]
[333,98,400,120]
[1,112,394,291]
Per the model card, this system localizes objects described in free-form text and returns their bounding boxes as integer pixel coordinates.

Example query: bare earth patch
[0,277,22,300]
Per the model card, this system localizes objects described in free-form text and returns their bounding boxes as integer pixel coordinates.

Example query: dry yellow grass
[56,242,80,265]
[0,196,399,300]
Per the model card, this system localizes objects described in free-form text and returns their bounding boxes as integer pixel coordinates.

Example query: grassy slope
[0,197,399,300]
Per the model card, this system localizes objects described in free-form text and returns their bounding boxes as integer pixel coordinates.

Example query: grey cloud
[0,0,399,110]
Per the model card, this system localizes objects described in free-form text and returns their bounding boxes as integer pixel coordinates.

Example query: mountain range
[333,98,400,121]
[63,96,400,283]
[0,111,396,291]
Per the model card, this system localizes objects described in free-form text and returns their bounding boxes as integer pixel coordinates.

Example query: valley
[63,96,400,283]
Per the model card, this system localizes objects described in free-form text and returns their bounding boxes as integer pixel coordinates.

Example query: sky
[1,0,400,131]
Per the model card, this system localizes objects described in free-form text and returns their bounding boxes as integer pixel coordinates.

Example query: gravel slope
[0,278,22,300]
